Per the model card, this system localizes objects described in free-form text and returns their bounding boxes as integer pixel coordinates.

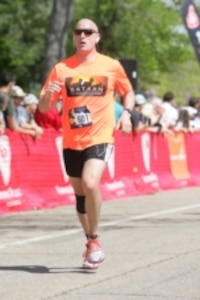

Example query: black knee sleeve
[76,195,86,214]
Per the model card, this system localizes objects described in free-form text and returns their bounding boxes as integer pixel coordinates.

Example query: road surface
[0,187,200,300]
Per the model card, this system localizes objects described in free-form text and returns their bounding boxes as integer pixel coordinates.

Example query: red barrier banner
[184,132,200,185]
[0,130,200,214]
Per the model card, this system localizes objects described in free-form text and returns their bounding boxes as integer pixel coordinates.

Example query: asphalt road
[1,187,200,300]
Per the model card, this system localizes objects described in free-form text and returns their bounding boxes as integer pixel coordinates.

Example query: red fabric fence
[0,129,199,214]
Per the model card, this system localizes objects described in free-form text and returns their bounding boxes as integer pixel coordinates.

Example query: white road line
[0,203,200,250]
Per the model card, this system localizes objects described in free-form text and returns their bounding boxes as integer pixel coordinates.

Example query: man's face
[73,20,100,54]
[13,96,24,107]
[27,103,37,113]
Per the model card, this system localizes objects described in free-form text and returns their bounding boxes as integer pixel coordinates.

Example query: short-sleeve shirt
[3,99,15,127]
[15,106,33,127]
[40,53,133,150]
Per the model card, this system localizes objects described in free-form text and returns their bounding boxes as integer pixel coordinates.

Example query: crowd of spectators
[115,88,200,135]
[1,72,200,138]
[0,72,63,137]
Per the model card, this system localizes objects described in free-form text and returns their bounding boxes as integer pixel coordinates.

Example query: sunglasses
[74,29,98,36]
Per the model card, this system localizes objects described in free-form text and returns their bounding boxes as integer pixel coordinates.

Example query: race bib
[69,106,92,129]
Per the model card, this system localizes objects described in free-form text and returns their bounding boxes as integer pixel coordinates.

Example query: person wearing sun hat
[135,93,147,106]
[11,91,43,138]
[21,93,43,138]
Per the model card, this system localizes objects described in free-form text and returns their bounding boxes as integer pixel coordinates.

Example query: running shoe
[82,259,99,270]
[87,237,105,264]
[82,246,99,270]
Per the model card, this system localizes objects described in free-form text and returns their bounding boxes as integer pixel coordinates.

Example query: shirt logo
[65,76,108,96]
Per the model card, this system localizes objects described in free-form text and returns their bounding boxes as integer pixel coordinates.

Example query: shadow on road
[0,265,96,274]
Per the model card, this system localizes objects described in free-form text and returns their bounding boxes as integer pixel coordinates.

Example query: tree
[0,0,198,93]
[42,0,75,82]
[0,0,51,91]
[69,0,193,89]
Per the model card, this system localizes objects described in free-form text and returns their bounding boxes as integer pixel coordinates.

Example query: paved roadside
[0,187,200,300]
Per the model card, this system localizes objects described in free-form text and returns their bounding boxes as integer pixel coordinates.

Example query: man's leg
[70,177,99,269]
[81,158,106,236]
[69,177,89,237]
[81,158,107,263]
[63,149,99,269]
[63,145,112,266]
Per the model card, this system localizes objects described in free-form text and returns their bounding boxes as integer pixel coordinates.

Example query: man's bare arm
[39,81,63,113]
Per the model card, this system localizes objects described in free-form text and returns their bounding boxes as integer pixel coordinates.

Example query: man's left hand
[116,110,132,135]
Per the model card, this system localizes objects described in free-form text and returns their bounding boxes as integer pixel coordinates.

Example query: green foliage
[0,0,51,92]
[0,0,199,97]
[157,59,200,105]
[70,0,192,90]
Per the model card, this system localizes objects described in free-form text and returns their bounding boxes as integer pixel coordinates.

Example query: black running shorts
[63,143,114,178]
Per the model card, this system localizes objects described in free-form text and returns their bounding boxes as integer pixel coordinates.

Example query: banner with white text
[0,130,199,214]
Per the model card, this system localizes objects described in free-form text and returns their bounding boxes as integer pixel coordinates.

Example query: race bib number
[69,106,92,129]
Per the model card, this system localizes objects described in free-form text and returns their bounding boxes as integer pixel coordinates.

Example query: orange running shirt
[40,53,133,150]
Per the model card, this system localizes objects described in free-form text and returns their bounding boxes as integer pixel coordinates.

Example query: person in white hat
[10,85,26,98]
[133,94,151,132]
[20,93,43,138]
[11,89,43,138]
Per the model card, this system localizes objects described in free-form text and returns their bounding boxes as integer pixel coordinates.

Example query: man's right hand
[47,81,64,94]
[39,81,64,113]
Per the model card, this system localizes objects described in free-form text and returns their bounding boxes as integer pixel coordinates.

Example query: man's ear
[95,34,101,44]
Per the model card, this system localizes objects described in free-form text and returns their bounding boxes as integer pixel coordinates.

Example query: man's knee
[76,195,86,214]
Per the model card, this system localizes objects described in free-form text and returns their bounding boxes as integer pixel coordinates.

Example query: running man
[39,18,135,270]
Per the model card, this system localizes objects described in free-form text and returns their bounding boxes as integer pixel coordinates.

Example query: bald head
[73,18,101,56]
[75,18,99,32]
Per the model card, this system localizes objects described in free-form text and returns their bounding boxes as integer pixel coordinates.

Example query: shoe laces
[83,238,102,259]
[87,238,101,252]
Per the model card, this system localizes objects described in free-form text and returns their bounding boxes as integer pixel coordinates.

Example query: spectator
[161,91,179,129]
[114,91,123,123]
[114,93,153,133]
[11,86,43,138]
[22,93,43,138]
[0,72,16,93]
[34,99,63,130]
[181,97,199,116]
[141,95,173,134]
[147,98,167,133]
[175,109,190,132]
[11,85,27,127]
[11,85,26,104]
[181,97,200,130]
[0,72,16,130]
[142,94,161,122]
[0,91,10,135]
[114,101,123,123]
[175,109,198,132]
[133,94,150,132]
[188,96,200,110]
